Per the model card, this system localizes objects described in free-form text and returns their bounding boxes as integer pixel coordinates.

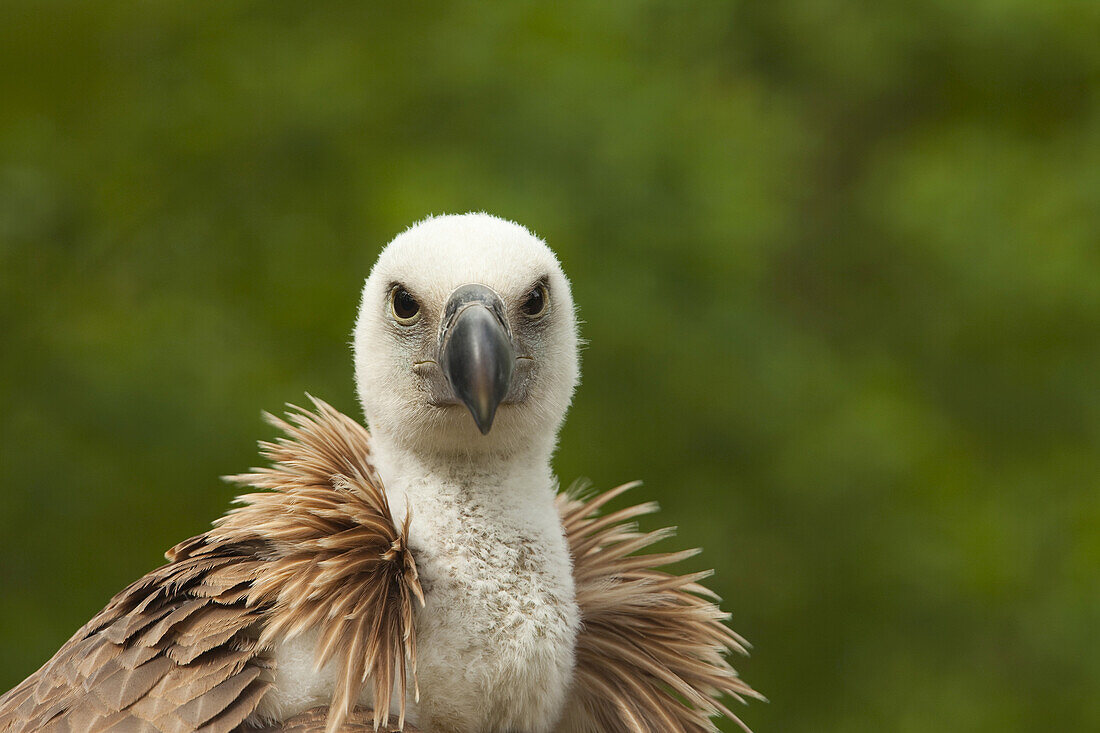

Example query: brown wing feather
[0,540,269,733]
[1,398,421,733]
[557,482,764,733]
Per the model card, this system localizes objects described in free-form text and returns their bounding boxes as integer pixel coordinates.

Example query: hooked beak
[439,284,515,434]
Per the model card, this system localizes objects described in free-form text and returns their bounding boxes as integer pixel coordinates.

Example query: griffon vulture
[0,214,760,733]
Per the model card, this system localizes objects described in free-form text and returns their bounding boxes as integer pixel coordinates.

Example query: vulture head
[353,213,580,457]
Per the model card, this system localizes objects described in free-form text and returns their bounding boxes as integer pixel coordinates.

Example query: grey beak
[440,285,515,434]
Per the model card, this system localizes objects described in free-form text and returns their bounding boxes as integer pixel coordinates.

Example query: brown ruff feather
[214,398,423,733]
[1,399,755,732]
[558,482,764,733]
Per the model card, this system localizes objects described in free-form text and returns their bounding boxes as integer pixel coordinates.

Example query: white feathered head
[354,213,580,457]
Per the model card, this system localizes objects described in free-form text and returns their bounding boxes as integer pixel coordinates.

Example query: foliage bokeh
[2,2,1099,730]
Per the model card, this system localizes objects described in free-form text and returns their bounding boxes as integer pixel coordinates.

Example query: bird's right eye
[391,286,421,325]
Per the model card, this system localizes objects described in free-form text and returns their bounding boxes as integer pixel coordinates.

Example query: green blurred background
[2,1,1099,730]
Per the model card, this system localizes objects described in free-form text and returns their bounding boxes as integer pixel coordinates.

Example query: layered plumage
[0,399,758,732]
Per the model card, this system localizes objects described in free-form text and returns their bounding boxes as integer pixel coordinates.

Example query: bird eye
[521,282,550,319]
[391,286,421,325]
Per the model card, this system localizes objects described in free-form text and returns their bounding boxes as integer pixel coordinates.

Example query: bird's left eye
[521,282,550,319]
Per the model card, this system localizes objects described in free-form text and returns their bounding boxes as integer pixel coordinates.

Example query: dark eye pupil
[393,288,419,320]
[522,286,545,316]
